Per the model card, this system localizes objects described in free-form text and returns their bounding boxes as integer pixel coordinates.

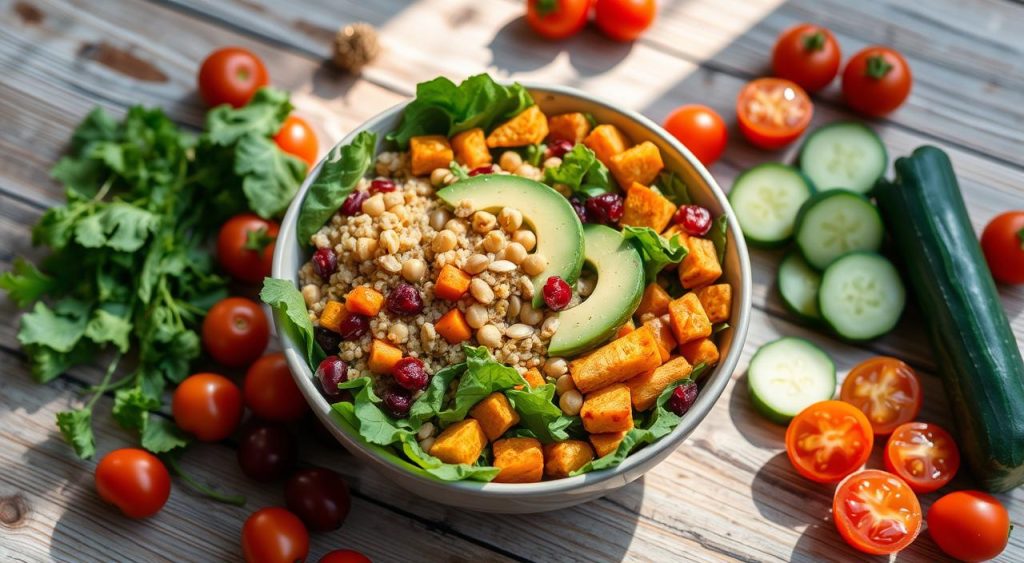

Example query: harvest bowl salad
[264,74,734,484]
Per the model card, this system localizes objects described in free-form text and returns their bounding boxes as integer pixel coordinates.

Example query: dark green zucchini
[875,146,1024,492]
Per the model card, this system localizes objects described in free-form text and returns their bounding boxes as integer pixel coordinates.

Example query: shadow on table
[486,17,632,79]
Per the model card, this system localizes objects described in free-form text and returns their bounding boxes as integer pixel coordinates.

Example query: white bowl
[271,83,752,513]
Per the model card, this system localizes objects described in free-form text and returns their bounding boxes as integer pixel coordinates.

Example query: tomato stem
[1017,227,1023,249]
[802,31,826,52]
[86,354,122,410]
[865,55,893,79]
[535,0,558,17]
[163,452,247,507]
[243,226,276,253]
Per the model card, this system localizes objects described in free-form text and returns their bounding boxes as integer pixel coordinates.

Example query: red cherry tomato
[94,448,171,519]
[928,491,1010,562]
[274,114,319,169]
[785,400,873,483]
[242,507,310,563]
[884,422,960,493]
[320,550,372,563]
[842,46,912,116]
[662,105,727,167]
[833,470,922,555]
[172,373,243,442]
[771,23,841,92]
[197,47,269,108]
[594,0,656,42]
[839,356,921,435]
[980,211,1024,284]
[202,297,269,368]
[217,214,279,284]
[244,353,309,422]
[736,78,813,149]
[525,0,590,40]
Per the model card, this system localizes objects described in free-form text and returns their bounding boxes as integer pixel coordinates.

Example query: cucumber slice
[748,337,836,424]
[729,163,814,247]
[795,190,884,270]
[778,251,822,322]
[799,122,887,194]
[819,252,906,341]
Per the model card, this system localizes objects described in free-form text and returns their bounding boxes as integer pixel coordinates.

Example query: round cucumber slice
[819,252,906,341]
[729,163,814,247]
[778,251,822,322]
[799,122,887,194]
[748,337,836,424]
[795,190,884,270]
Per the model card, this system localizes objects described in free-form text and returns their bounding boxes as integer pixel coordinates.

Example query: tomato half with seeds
[273,115,319,169]
[884,422,959,493]
[839,356,921,435]
[833,469,922,555]
[785,400,873,483]
[736,78,813,149]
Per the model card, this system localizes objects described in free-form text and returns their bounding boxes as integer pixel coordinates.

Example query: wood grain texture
[1,0,1023,561]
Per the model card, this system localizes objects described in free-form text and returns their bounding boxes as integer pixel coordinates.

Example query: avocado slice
[547,224,644,357]
[437,175,585,307]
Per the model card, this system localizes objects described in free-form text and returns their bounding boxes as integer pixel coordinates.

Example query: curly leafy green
[260,278,324,368]
[297,131,378,244]
[505,384,576,443]
[438,346,526,425]
[622,226,689,283]
[544,144,615,196]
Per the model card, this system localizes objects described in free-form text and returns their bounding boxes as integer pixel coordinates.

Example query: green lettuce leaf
[401,435,500,482]
[339,378,412,446]
[656,171,691,205]
[438,346,526,425]
[406,362,464,428]
[205,88,293,146]
[17,301,90,353]
[544,144,615,196]
[297,131,377,244]
[0,258,57,308]
[56,408,95,459]
[260,278,322,368]
[505,384,575,443]
[112,386,161,431]
[235,134,307,219]
[141,416,191,454]
[622,226,688,283]
[710,214,728,264]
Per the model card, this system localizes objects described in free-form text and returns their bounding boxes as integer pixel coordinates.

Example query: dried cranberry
[585,193,624,226]
[385,283,424,316]
[468,166,494,176]
[315,356,349,402]
[667,382,698,416]
[336,313,370,341]
[392,357,430,391]
[547,139,574,159]
[674,204,712,236]
[369,178,397,193]
[382,387,412,418]
[314,327,342,353]
[340,190,369,216]
[312,248,338,280]
[543,276,572,311]
[569,196,588,223]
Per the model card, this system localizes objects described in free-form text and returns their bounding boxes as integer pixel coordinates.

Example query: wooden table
[2,0,1022,560]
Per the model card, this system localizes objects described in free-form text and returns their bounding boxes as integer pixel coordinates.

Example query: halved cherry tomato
[172,373,244,442]
[980,210,1024,284]
[594,0,656,42]
[242,507,309,563]
[842,46,912,116]
[833,469,922,555]
[274,115,318,169]
[94,448,171,519]
[526,0,590,40]
[839,356,921,435]
[662,104,728,167]
[217,214,279,284]
[771,23,841,92]
[928,490,1010,562]
[736,78,813,149]
[197,47,269,108]
[785,400,873,483]
[884,422,959,494]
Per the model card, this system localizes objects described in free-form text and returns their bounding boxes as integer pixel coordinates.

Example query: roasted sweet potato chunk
[621,182,677,232]
[543,440,594,478]
[667,293,712,345]
[581,383,634,434]
[451,128,492,168]
[410,135,454,176]
[636,283,672,319]
[625,356,693,411]
[430,419,488,465]
[679,338,720,370]
[569,325,662,393]
[615,319,636,339]
[319,300,348,333]
[367,339,402,374]
[590,431,628,458]
[486,106,549,148]
[469,392,520,442]
[493,437,544,483]
[547,112,592,143]
[694,284,731,324]
[679,235,722,289]
[643,316,678,362]
[583,124,628,167]
[522,367,545,389]
[608,142,664,188]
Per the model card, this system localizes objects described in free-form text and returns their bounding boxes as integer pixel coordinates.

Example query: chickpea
[559,390,583,416]
[499,151,523,172]
[431,229,458,252]
[476,324,502,348]
[512,229,537,251]
[429,208,451,231]
[544,357,568,378]
[521,253,549,276]
[301,284,321,307]
[472,211,497,233]
[498,207,524,232]
[464,254,490,275]
[444,218,468,235]
[483,230,507,253]
[402,258,426,282]
[502,242,527,265]
[362,194,386,217]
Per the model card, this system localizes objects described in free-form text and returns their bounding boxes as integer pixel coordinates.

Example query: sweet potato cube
[608,142,664,188]
[625,356,693,411]
[583,124,628,167]
[430,419,488,465]
[621,182,677,232]
[580,384,634,434]
[451,128,492,169]
[679,236,722,289]
[694,284,731,324]
[486,106,549,148]
[435,309,472,344]
[547,112,592,143]
[590,431,628,458]
[679,338,720,370]
[410,135,454,176]
[643,316,677,363]
[319,300,348,333]
[469,392,521,442]
[615,319,636,339]
[543,440,594,478]
[367,339,402,374]
[522,368,545,389]
[667,293,712,345]
[346,286,384,316]
[636,283,672,319]
[569,325,662,393]
[434,264,471,301]
[492,437,544,483]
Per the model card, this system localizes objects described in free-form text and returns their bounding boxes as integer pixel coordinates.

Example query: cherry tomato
[320,550,372,563]
[244,353,309,422]
[842,46,912,116]
[172,373,243,442]
[736,78,813,149]
[202,297,269,368]
[662,105,727,167]
[833,470,922,555]
[526,0,590,40]
[237,420,297,482]
[285,467,352,532]
[197,47,269,108]
[242,507,309,563]
[839,356,921,435]
[594,0,656,42]
[980,211,1024,284]
[217,214,279,284]
[94,448,171,519]
[785,400,873,483]
[928,490,1010,562]
[771,23,841,92]
[274,115,319,169]
[884,422,960,494]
